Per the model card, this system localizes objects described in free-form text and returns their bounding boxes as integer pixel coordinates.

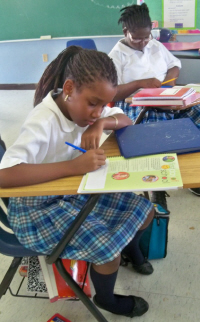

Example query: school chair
[66,38,97,50]
[0,139,108,322]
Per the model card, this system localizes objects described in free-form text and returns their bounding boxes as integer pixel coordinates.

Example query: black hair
[34,46,118,106]
[118,3,152,32]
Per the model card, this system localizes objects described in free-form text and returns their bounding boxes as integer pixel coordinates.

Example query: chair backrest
[0,137,6,160]
[66,38,97,50]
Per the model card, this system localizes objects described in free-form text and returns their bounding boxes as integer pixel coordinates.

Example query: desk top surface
[0,134,200,197]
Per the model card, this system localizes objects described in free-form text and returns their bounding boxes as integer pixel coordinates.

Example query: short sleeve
[109,50,124,85]
[158,42,181,70]
[0,111,51,169]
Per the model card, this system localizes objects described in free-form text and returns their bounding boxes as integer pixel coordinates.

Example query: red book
[47,313,71,322]
[39,257,91,303]
[132,87,195,100]
[130,87,200,108]
[131,92,200,108]
[52,259,91,299]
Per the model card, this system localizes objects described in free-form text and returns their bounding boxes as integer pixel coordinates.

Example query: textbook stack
[131,86,200,108]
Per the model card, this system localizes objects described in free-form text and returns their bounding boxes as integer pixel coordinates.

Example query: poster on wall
[162,0,196,29]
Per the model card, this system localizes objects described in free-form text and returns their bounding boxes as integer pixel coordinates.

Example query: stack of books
[131,86,200,108]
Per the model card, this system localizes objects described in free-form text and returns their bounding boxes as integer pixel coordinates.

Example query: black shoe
[121,253,154,275]
[188,188,200,197]
[150,191,170,215]
[132,259,154,275]
[93,294,149,317]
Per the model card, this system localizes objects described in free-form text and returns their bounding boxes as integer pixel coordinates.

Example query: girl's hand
[81,120,104,150]
[138,78,162,88]
[72,149,106,174]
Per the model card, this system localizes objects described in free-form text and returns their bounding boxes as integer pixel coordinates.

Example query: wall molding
[0,84,37,90]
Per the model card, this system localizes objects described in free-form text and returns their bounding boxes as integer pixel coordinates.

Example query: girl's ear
[123,27,128,37]
[63,79,75,96]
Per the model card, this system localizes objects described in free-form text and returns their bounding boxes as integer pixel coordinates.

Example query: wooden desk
[0,133,200,197]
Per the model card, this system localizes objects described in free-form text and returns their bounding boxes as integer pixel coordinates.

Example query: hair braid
[118,3,152,32]
[34,46,117,106]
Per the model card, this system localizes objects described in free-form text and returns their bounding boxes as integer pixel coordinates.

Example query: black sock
[123,229,146,265]
[90,265,134,315]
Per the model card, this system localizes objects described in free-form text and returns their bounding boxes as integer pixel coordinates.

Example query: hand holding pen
[65,141,106,172]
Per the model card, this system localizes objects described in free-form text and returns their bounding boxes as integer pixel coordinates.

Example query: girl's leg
[90,255,148,317]
[122,207,154,274]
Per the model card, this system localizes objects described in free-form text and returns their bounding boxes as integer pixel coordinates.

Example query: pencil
[161,77,178,85]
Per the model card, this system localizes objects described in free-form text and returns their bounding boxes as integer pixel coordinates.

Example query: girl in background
[109,3,200,206]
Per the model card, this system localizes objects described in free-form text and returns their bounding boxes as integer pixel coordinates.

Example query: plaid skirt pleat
[8,192,153,265]
[115,101,200,129]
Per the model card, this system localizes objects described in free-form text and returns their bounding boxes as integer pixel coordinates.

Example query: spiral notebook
[77,154,183,193]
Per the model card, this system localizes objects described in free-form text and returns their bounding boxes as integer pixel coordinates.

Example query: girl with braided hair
[0,46,154,318]
[109,3,181,118]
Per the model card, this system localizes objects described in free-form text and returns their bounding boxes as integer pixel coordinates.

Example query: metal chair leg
[0,257,22,298]
[134,107,149,125]
[143,191,150,200]
[55,259,108,322]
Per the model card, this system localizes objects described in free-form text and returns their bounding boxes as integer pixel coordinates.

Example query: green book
[184,84,200,93]
[77,154,183,193]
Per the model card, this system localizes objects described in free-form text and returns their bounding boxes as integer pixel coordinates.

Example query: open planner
[78,154,183,193]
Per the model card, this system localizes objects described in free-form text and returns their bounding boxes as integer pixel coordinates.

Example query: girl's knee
[140,207,154,230]
[92,254,121,274]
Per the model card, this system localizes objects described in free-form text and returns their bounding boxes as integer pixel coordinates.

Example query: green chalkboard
[0,1,199,41]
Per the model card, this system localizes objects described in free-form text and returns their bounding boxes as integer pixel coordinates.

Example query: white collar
[42,90,76,133]
[114,38,156,56]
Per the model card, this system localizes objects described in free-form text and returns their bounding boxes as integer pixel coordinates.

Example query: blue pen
[65,141,87,153]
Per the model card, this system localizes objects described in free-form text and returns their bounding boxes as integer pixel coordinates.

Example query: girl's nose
[92,106,102,118]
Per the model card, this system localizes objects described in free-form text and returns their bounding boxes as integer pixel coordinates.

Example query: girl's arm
[113,78,162,102]
[0,150,106,188]
[81,113,132,150]
[162,66,180,86]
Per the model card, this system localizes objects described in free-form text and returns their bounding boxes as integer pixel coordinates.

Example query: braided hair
[34,46,118,106]
[118,3,152,32]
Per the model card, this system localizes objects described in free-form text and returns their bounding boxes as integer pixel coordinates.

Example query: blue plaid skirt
[116,101,200,129]
[8,193,153,265]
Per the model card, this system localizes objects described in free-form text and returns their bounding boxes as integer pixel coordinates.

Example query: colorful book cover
[78,154,183,193]
[19,257,28,277]
[46,313,71,322]
[52,259,91,299]
[39,257,91,302]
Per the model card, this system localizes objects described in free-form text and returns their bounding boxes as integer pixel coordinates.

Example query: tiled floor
[0,90,200,322]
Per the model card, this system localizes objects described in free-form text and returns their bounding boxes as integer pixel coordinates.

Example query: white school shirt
[0,91,123,169]
[109,39,181,85]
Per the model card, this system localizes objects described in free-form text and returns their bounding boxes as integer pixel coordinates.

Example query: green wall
[0,1,198,41]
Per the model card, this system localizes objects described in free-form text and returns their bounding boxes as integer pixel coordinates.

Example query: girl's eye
[89,102,96,107]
